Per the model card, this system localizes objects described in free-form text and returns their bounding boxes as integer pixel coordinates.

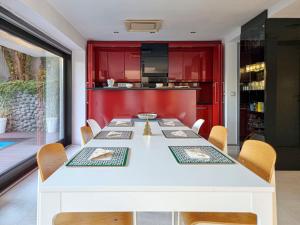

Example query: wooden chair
[53,212,133,225]
[192,119,205,135]
[181,140,277,225]
[81,125,94,145]
[37,143,67,182]
[208,125,227,153]
[87,119,102,137]
[37,144,133,225]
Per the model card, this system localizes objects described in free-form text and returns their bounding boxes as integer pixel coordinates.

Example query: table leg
[252,192,274,225]
[171,212,175,225]
[133,212,137,225]
[37,192,61,225]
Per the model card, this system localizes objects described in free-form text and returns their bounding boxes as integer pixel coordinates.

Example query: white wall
[224,41,239,145]
[72,50,86,145]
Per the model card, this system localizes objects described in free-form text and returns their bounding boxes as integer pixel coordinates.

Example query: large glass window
[0,29,65,175]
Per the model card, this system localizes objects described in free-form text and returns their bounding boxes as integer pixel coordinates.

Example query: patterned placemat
[108,120,134,127]
[158,119,185,127]
[66,147,129,167]
[169,146,235,164]
[162,130,200,138]
[94,131,133,139]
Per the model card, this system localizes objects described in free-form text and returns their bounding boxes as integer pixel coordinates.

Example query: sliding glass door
[0,10,71,191]
[0,29,65,175]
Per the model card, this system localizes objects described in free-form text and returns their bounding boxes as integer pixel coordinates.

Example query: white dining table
[37,118,275,225]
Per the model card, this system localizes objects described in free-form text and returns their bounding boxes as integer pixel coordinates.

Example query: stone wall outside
[6,92,44,132]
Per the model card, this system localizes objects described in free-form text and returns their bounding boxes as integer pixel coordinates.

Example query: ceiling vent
[124,20,162,32]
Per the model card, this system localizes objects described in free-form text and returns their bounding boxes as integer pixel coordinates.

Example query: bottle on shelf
[242,80,265,91]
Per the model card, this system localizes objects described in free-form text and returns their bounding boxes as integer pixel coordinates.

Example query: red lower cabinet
[196,105,212,138]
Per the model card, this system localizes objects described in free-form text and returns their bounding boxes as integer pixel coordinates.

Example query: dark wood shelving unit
[240,11,300,169]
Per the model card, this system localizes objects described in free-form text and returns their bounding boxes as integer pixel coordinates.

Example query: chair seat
[181,212,257,225]
[53,212,133,225]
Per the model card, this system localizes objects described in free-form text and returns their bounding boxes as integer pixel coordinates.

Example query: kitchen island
[87,88,197,128]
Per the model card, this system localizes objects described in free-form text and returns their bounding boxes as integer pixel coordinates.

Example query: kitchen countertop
[87,87,202,90]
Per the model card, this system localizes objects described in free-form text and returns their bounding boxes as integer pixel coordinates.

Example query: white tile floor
[0,145,299,225]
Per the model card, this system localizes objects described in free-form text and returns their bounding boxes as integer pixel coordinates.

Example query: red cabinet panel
[96,50,108,82]
[108,50,125,81]
[198,50,213,82]
[88,90,197,128]
[125,48,141,81]
[183,51,200,81]
[196,105,212,138]
[180,48,213,82]
[212,44,223,126]
[197,83,213,105]
[168,50,183,81]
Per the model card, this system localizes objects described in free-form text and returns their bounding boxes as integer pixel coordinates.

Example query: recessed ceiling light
[190,31,197,34]
[113,31,119,34]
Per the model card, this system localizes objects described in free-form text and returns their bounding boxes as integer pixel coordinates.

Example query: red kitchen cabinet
[125,48,141,81]
[96,50,109,82]
[196,105,212,138]
[180,48,213,82]
[212,44,223,126]
[87,41,223,130]
[198,50,213,82]
[183,51,200,81]
[168,49,183,81]
[107,50,125,81]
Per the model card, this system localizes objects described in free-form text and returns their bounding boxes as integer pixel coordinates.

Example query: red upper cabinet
[125,48,141,82]
[183,51,200,81]
[182,48,213,82]
[107,49,125,81]
[168,49,183,81]
[198,49,213,82]
[96,50,109,82]
[94,47,141,82]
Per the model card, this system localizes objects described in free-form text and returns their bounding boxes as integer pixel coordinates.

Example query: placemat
[162,130,200,138]
[66,147,129,167]
[108,120,134,127]
[169,146,235,164]
[94,131,133,139]
[158,119,185,127]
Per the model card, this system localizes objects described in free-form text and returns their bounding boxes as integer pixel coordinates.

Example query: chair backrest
[87,119,101,136]
[208,125,227,153]
[36,143,67,182]
[239,140,276,183]
[80,125,93,145]
[192,119,205,134]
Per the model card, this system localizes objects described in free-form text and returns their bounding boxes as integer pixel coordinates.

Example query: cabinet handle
[197,107,208,110]
[214,82,218,104]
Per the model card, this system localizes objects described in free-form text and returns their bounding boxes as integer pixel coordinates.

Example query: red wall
[87,90,196,128]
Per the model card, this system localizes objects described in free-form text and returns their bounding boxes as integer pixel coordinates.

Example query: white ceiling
[46,0,284,41]
[271,0,300,18]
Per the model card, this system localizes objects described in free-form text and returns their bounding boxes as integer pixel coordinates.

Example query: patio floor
[0,132,59,174]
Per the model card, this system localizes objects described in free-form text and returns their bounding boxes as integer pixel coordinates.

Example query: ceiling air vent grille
[124,20,162,32]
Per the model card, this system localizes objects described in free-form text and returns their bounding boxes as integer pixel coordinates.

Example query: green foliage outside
[0,80,41,95]
[0,80,43,117]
